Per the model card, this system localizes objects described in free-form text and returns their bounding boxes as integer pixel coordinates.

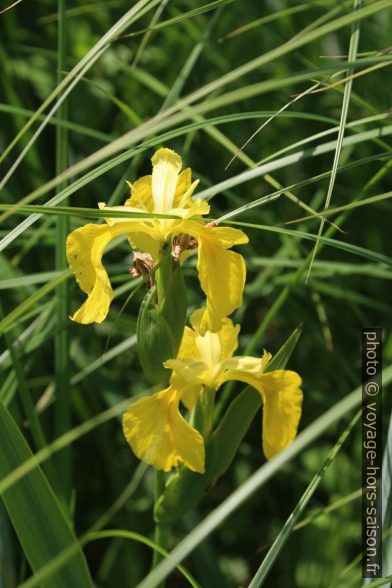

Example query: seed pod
[136,255,187,385]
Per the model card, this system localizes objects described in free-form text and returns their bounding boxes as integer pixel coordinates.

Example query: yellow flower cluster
[66,148,247,335]
[67,147,303,474]
[123,309,302,473]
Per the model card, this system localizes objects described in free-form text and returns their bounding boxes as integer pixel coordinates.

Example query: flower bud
[136,255,187,384]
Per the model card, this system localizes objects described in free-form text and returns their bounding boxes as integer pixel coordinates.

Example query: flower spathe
[123,309,303,473]
[66,147,248,335]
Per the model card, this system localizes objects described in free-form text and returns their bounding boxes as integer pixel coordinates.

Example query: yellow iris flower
[123,309,303,473]
[66,147,248,335]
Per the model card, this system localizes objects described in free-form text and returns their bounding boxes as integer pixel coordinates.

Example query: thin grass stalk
[248,409,362,587]
[306,0,361,281]
[54,0,71,502]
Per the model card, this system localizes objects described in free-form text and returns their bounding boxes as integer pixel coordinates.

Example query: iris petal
[66,221,155,323]
[174,222,248,335]
[122,387,205,472]
[219,357,302,459]
[151,148,182,213]
[125,176,153,211]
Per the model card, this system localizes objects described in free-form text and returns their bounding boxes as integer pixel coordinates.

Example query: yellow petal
[128,229,161,262]
[170,324,205,409]
[122,387,205,473]
[173,168,191,206]
[165,358,206,385]
[191,224,248,335]
[66,223,124,323]
[178,223,248,335]
[99,201,147,225]
[258,370,302,459]
[125,176,153,212]
[67,220,152,323]
[219,358,302,459]
[177,325,200,360]
[172,168,200,210]
[217,318,240,362]
[151,148,182,213]
[97,202,163,260]
[190,308,240,363]
[178,382,203,411]
[169,196,209,220]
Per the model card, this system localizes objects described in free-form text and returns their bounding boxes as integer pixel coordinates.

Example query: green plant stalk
[149,247,187,575]
[151,258,171,575]
[152,470,170,575]
[191,388,215,439]
[54,0,71,502]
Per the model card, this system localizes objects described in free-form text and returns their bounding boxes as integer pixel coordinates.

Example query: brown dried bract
[171,233,198,262]
[129,252,154,288]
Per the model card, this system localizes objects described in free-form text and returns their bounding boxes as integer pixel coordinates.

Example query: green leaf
[0,401,93,588]
[155,324,303,523]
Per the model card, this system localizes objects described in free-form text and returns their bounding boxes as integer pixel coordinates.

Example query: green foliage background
[0,1,391,587]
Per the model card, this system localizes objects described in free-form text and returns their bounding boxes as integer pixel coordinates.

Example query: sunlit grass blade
[0,0,157,179]
[2,119,391,253]
[0,401,93,588]
[306,0,361,282]
[248,409,362,587]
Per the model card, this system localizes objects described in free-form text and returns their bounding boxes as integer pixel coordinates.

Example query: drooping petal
[258,370,302,459]
[66,221,152,323]
[151,148,182,213]
[67,223,123,323]
[219,357,302,459]
[122,387,205,473]
[183,223,248,335]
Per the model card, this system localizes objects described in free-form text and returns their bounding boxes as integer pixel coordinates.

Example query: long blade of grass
[306,0,361,282]
[0,0,157,177]
[0,401,93,588]
[53,0,71,501]
[248,410,362,587]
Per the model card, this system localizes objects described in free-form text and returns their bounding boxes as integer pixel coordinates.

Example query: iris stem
[191,388,215,439]
[152,470,170,578]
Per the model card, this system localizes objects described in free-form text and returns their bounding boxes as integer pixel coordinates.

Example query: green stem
[150,248,174,579]
[191,388,215,439]
[152,471,170,576]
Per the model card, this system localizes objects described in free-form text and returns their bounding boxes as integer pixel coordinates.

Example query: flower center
[195,331,221,369]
